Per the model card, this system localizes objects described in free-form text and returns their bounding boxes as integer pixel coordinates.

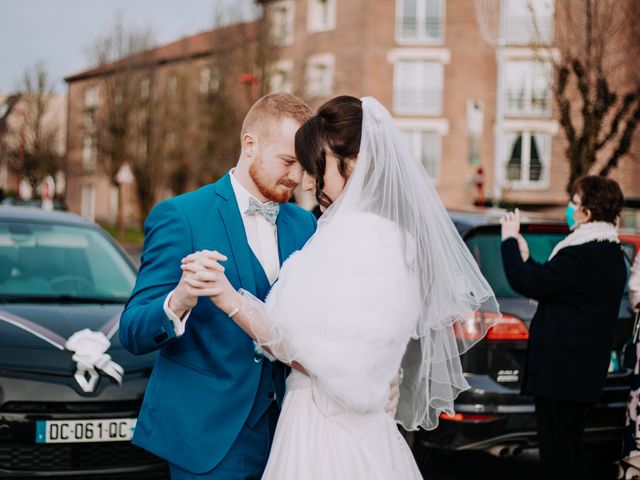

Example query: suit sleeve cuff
[163,290,191,337]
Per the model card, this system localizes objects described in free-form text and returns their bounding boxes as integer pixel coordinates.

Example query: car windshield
[466,230,566,298]
[0,221,135,302]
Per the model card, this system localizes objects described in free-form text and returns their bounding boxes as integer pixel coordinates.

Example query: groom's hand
[169,250,227,318]
[180,250,241,315]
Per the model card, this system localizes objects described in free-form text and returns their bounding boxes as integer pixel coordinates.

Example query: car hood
[0,303,155,374]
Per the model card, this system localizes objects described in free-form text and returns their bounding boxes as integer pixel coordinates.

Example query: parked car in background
[0,206,167,478]
[1,197,67,211]
[411,210,635,461]
[620,231,640,260]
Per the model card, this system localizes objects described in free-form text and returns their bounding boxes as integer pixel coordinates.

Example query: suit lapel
[216,174,257,295]
[276,205,298,267]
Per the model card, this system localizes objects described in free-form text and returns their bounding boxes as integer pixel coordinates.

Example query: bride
[182,96,499,478]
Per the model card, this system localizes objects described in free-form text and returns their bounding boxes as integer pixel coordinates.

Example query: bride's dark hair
[295,96,362,208]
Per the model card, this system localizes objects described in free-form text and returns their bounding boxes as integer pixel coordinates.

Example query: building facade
[64,22,263,226]
[64,0,640,226]
[263,0,640,213]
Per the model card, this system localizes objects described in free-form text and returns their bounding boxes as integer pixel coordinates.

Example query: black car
[412,210,634,460]
[0,206,167,477]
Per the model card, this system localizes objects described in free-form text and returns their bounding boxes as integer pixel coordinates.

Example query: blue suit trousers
[168,403,279,479]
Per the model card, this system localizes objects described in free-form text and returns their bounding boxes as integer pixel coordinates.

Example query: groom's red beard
[249,159,298,203]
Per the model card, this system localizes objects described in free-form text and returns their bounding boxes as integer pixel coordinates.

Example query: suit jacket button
[254,354,263,363]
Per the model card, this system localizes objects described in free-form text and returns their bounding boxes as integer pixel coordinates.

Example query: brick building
[64,22,263,226]
[64,0,640,226]
[262,0,640,214]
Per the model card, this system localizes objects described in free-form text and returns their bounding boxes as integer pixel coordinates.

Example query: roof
[0,206,94,226]
[64,21,258,83]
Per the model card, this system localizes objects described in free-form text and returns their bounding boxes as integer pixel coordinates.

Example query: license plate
[35,418,137,444]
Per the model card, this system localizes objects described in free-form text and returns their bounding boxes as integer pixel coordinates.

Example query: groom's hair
[241,93,312,142]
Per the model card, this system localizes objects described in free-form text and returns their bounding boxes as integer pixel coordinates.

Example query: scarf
[549,221,619,260]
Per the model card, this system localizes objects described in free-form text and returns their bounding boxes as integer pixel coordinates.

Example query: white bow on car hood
[0,309,123,393]
[65,328,124,393]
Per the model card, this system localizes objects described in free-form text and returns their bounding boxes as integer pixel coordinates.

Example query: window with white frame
[81,184,96,220]
[167,74,178,98]
[140,77,150,101]
[402,130,441,179]
[505,60,552,117]
[270,59,294,94]
[84,85,99,109]
[200,66,220,95]
[393,60,443,115]
[83,109,96,130]
[305,53,334,98]
[308,0,336,32]
[271,1,295,47]
[505,0,555,46]
[396,0,444,44]
[82,135,97,172]
[504,131,551,187]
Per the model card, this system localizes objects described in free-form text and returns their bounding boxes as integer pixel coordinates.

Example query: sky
[0,0,256,93]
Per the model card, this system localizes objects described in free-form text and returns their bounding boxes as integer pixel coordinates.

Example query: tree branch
[599,99,640,176]
[596,90,639,150]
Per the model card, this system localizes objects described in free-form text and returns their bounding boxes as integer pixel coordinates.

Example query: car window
[0,221,135,301]
[465,230,566,297]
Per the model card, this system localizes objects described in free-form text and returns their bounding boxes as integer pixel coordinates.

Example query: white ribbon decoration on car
[0,309,124,393]
[65,328,124,393]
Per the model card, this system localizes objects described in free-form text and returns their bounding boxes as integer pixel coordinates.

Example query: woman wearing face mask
[500,175,627,480]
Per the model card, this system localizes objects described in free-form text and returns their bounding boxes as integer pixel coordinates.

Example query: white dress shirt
[164,170,280,336]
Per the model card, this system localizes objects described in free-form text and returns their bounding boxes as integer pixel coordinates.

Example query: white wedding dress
[240,97,499,479]
[257,213,424,480]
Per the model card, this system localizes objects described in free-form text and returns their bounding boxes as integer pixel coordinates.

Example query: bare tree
[164,68,196,196]
[130,71,170,222]
[8,63,62,190]
[539,0,640,193]
[89,16,173,225]
[194,6,275,186]
[89,15,155,186]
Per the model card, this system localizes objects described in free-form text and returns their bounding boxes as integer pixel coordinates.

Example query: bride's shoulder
[334,211,398,234]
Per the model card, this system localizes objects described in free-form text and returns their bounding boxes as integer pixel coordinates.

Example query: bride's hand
[181,250,242,315]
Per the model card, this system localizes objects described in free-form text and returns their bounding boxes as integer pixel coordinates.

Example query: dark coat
[501,237,627,403]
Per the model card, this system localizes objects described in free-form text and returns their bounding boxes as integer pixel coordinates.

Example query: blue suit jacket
[119,174,316,473]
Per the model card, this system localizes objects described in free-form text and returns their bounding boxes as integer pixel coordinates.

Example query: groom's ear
[242,133,257,158]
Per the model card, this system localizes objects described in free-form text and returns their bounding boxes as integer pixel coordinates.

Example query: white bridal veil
[242,96,500,431]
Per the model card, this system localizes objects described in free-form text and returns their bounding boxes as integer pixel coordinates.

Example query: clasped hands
[168,252,403,416]
[169,250,241,318]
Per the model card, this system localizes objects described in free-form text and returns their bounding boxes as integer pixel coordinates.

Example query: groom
[119,93,317,479]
